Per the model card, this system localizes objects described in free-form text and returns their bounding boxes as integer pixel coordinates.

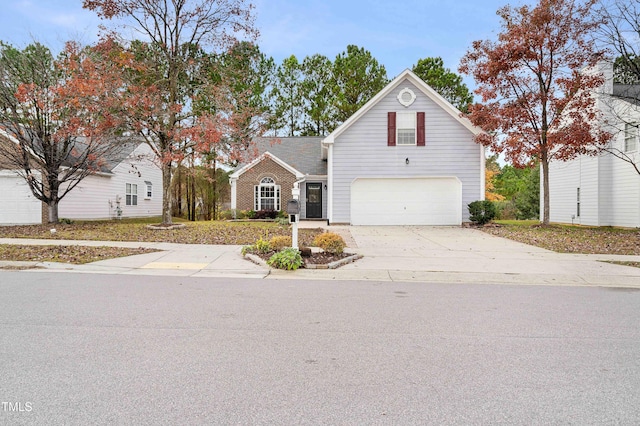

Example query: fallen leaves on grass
[0,244,159,264]
[481,224,640,255]
[0,221,322,246]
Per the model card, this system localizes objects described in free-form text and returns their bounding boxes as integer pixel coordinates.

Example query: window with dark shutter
[417,112,425,146]
[387,112,396,146]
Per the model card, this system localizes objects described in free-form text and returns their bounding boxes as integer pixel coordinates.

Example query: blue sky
[0,0,522,89]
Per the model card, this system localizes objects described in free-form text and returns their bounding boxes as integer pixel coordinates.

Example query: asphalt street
[1,272,640,425]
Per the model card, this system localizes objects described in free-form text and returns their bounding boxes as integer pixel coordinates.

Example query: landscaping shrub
[219,210,234,220]
[275,217,290,226]
[246,210,256,219]
[254,209,277,219]
[267,247,303,270]
[313,232,346,254]
[255,237,271,253]
[241,245,255,256]
[468,200,497,225]
[269,235,292,251]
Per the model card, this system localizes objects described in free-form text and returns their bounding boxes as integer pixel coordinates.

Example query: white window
[397,111,416,145]
[254,177,281,211]
[144,181,152,199]
[126,183,137,206]
[624,123,638,152]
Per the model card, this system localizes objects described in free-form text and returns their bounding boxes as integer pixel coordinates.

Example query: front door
[306,183,322,219]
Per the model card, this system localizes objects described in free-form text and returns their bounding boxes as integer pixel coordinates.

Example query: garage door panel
[0,175,41,225]
[351,177,461,226]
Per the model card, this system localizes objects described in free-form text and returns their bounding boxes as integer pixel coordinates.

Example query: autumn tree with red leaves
[459,0,611,225]
[0,41,125,223]
[83,0,259,225]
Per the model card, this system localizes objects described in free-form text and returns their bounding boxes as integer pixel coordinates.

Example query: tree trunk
[47,201,59,224]
[541,154,550,226]
[190,172,196,221]
[176,166,182,217]
[161,162,173,225]
[212,157,217,221]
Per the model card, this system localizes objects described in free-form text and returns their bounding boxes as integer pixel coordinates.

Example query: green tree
[300,54,335,135]
[271,55,303,137]
[494,164,540,220]
[332,45,388,124]
[412,57,473,112]
[213,41,274,161]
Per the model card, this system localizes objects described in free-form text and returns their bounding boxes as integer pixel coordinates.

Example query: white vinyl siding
[330,80,483,224]
[548,145,640,227]
[58,143,162,220]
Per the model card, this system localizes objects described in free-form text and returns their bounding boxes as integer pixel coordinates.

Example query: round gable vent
[397,87,416,107]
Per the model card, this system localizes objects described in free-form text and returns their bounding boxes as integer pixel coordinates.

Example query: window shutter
[417,112,425,146]
[254,185,259,210]
[275,186,281,211]
[388,112,396,146]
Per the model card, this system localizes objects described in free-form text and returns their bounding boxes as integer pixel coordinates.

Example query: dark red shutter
[388,112,396,146]
[417,112,425,146]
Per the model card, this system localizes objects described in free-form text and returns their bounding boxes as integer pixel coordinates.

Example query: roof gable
[0,129,149,173]
[230,151,305,179]
[323,69,482,144]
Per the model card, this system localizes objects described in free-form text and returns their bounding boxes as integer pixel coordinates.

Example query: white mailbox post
[288,186,301,249]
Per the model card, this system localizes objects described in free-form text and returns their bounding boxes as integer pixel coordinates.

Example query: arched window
[254,177,281,211]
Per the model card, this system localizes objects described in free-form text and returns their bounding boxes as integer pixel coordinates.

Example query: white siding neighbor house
[58,142,162,220]
[323,69,485,225]
[547,62,640,227]
[0,136,162,224]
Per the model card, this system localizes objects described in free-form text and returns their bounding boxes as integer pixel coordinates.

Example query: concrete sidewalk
[1,225,640,287]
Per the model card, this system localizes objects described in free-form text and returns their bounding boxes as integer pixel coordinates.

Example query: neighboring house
[230,137,327,220]
[230,69,486,225]
[0,135,162,224]
[547,62,640,227]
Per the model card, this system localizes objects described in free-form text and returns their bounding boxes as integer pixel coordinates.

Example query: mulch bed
[252,250,353,267]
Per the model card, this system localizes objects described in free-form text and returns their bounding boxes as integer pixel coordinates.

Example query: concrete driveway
[281,225,640,286]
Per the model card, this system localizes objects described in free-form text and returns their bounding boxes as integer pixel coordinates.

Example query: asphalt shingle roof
[248,136,327,176]
[613,83,640,106]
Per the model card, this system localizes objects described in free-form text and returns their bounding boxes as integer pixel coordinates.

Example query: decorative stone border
[243,252,363,270]
[146,223,186,230]
[305,254,363,269]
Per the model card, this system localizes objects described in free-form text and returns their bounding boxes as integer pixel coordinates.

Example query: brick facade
[235,157,297,212]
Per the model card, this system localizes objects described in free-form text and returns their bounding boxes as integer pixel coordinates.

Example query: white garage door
[351,177,462,225]
[0,173,42,225]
